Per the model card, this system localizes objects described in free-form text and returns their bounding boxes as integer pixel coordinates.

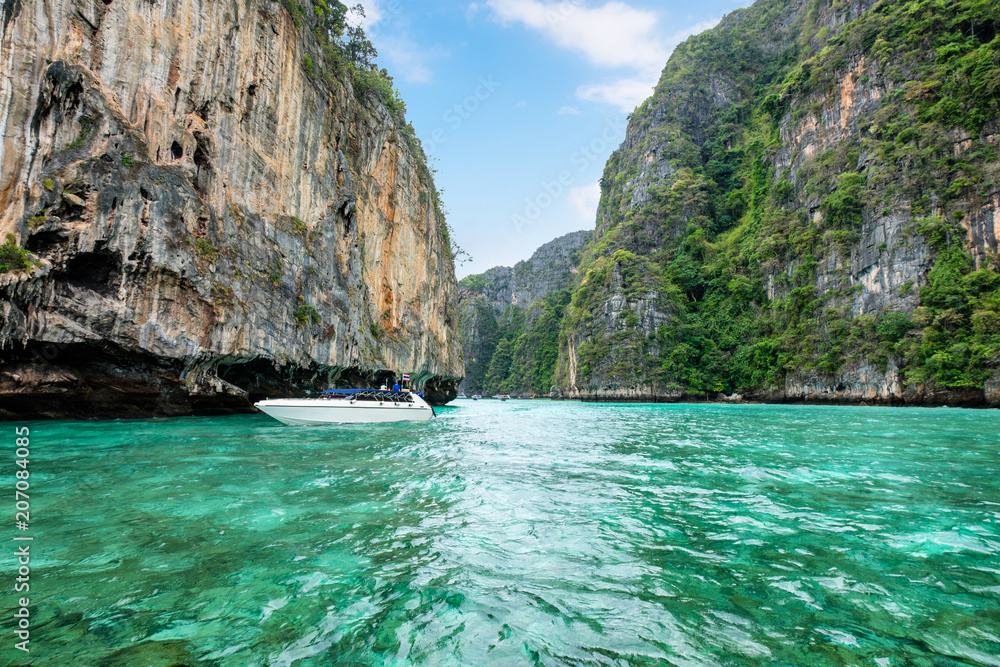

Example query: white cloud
[485,2,719,112]
[379,38,437,83]
[568,181,601,223]
[350,1,440,84]
[350,0,384,29]
[576,78,654,112]
[573,17,720,111]
[485,0,668,70]
[557,105,581,115]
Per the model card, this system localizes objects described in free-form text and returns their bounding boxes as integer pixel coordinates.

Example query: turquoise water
[5,401,1000,665]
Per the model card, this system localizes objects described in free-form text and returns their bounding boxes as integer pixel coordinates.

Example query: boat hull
[254,398,434,425]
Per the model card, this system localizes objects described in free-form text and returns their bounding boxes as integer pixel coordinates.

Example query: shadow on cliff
[0,342,459,421]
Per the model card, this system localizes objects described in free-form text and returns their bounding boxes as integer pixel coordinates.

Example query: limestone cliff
[559,0,1000,406]
[458,230,588,395]
[0,0,463,418]
[464,230,591,312]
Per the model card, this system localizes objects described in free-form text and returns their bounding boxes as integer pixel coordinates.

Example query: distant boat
[255,389,434,425]
[471,394,482,400]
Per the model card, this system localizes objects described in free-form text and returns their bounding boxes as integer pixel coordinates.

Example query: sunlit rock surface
[0,0,462,418]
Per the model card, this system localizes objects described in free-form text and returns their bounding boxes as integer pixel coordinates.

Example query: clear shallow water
[6,401,1000,665]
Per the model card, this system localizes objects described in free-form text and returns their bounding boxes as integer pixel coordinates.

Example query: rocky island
[469,0,1000,407]
[0,0,463,419]
[458,230,589,397]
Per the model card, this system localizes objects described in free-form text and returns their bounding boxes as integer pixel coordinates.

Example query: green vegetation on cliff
[0,234,33,273]
[487,292,570,395]
[458,232,590,396]
[559,0,1000,399]
[906,214,1000,388]
[460,291,570,396]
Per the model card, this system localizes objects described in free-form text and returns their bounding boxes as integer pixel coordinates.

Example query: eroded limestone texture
[0,0,462,418]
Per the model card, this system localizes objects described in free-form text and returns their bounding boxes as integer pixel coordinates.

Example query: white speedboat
[255,389,434,425]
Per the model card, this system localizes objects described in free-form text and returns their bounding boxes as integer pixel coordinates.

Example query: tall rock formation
[0,0,463,418]
[459,230,588,395]
[559,0,1000,406]
[464,230,592,312]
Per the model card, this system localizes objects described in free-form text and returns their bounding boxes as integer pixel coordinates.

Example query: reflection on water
[9,402,1000,665]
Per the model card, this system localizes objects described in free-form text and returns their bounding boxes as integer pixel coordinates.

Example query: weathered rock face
[458,230,588,395]
[456,291,498,395]
[559,0,1000,406]
[472,230,591,312]
[781,362,988,407]
[0,0,462,419]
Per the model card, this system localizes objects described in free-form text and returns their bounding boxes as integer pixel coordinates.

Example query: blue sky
[356,0,747,277]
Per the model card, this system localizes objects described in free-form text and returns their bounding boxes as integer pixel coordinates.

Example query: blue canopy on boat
[322,388,424,398]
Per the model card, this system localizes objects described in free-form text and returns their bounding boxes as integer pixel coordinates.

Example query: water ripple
[13,402,1000,665]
